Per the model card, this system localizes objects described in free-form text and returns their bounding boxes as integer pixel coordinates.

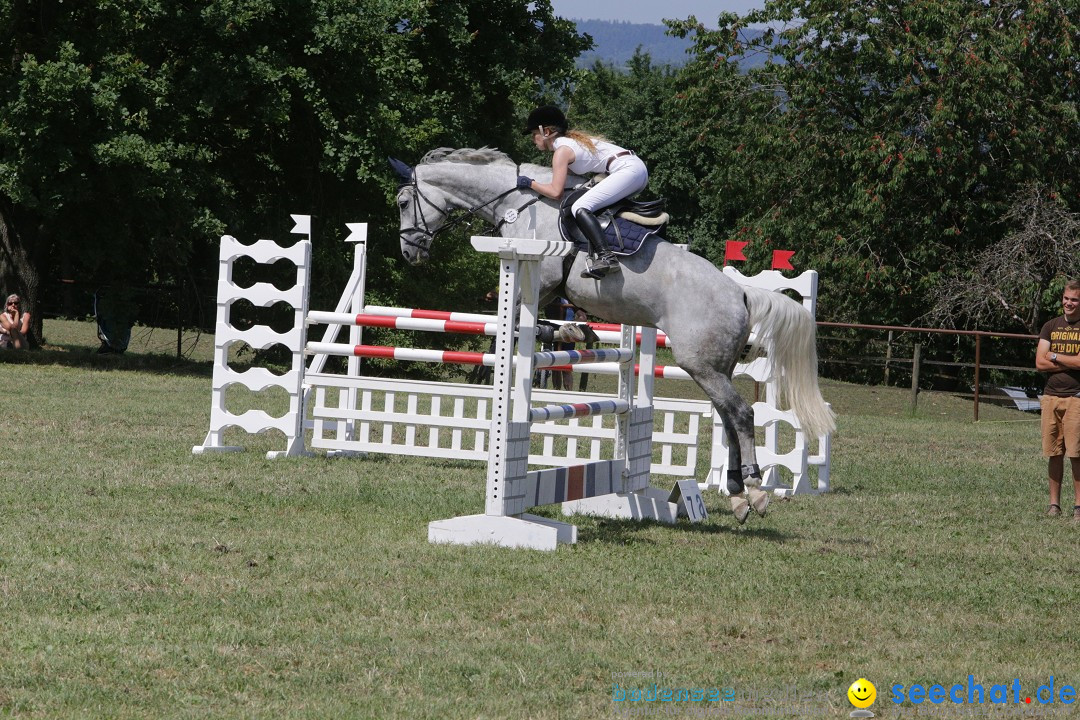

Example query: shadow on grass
[573,515,792,545]
[0,344,215,377]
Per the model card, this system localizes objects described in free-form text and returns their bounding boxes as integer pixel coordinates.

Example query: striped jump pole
[582,322,672,348]
[543,356,770,382]
[356,305,494,324]
[307,311,497,337]
[306,343,635,372]
[532,347,632,369]
[306,342,497,366]
[305,343,635,372]
[545,362,692,380]
[528,399,630,423]
[311,304,672,348]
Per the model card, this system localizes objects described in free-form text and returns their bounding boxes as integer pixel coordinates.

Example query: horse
[392,147,835,523]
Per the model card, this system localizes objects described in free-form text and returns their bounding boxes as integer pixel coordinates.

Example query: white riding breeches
[571,155,649,215]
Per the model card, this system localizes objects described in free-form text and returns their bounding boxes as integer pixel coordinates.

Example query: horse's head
[391,157,447,266]
[391,148,525,265]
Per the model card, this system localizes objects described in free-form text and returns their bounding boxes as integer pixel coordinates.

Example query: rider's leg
[572,163,648,280]
[576,209,620,279]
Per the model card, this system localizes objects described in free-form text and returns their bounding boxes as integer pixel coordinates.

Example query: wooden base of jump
[428,513,578,552]
[428,487,681,551]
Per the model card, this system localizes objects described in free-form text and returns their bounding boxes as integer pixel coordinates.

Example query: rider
[516,105,649,279]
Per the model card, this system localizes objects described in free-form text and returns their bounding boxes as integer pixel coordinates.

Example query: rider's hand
[516,175,534,190]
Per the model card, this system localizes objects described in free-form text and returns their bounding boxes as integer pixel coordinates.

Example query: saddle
[558,181,669,257]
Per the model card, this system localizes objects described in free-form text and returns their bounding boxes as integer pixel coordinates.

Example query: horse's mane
[419,147,515,167]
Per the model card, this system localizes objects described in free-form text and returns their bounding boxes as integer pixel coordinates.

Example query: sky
[547,0,765,26]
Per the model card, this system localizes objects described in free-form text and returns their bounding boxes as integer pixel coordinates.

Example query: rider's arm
[528,146,574,201]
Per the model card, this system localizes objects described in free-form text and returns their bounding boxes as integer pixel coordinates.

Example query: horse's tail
[743,286,836,438]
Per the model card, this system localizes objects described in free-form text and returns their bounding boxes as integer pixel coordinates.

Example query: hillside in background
[571,19,769,71]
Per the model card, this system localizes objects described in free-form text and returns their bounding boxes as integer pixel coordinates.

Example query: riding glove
[516,176,534,190]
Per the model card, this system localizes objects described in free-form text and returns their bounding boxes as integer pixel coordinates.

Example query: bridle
[398,178,450,259]
[398,165,545,262]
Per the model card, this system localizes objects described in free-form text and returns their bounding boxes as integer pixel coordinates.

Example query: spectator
[1035,280,1080,520]
[0,294,30,350]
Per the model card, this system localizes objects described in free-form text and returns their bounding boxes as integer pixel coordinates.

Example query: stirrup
[580,254,620,279]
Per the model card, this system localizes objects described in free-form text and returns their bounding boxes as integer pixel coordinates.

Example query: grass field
[1,319,1072,719]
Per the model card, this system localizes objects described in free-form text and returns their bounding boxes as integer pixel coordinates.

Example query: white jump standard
[427,236,682,551]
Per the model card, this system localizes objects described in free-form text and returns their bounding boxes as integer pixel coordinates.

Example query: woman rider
[516,105,649,279]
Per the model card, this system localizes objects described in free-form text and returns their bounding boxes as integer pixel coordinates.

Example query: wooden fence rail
[817,321,1040,421]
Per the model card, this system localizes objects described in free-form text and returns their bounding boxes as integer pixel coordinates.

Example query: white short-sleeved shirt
[553,136,628,175]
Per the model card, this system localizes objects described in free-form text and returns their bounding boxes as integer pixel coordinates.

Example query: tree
[0,1,588,345]
[926,182,1080,333]
[668,0,1080,326]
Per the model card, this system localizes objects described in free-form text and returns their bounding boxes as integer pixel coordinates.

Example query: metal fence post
[910,342,921,413]
[884,330,893,385]
[973,334,981,422]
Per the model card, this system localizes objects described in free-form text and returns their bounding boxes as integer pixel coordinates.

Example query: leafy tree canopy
[668,0,1080,326]
[0,0,588,343]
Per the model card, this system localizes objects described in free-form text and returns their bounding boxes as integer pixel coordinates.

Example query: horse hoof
[730,495,750,524]
[556,323,586,343]
[747,487,770,517]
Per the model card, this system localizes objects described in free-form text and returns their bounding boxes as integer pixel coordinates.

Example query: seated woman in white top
[517,105,649,279]
[0,294,30,350]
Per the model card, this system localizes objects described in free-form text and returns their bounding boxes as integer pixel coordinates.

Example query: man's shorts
[1041,394,1080,457]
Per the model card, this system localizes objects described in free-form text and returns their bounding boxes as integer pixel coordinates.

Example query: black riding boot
[576,209,620,279]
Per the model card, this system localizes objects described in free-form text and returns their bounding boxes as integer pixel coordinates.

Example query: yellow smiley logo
[848,678,877,709]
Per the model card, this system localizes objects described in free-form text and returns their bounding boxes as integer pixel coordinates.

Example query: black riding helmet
[522,105,568,135]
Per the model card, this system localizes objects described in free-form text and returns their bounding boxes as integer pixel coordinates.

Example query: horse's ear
[388,157,414,182]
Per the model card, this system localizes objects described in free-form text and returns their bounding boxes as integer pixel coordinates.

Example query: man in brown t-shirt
[1036,279,1080,519]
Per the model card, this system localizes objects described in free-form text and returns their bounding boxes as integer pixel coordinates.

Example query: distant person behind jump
[516,105,649,279]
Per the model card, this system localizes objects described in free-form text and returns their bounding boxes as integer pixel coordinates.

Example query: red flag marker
[724,240,748,264]
[772,249,795,270]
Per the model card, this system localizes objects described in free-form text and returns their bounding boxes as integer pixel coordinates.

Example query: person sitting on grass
[0,294,30,350]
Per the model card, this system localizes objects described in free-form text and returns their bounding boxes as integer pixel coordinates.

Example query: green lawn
[0,319,1070,719]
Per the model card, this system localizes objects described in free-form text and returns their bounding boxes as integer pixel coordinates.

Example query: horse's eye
[398,198,409,209]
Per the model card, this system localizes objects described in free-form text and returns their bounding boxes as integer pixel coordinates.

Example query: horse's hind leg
[681,364,768,523]
[724,425,770,523]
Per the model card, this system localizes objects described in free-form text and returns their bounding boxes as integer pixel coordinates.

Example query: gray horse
[393,148,835,522]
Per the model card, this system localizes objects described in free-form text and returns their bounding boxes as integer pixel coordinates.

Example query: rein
[399,165,551,253]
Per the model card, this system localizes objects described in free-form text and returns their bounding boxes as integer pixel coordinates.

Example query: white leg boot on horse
[728,469,770,524]
[728,478,770,524]
[576,209,620,279]
[747,485,770,516]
